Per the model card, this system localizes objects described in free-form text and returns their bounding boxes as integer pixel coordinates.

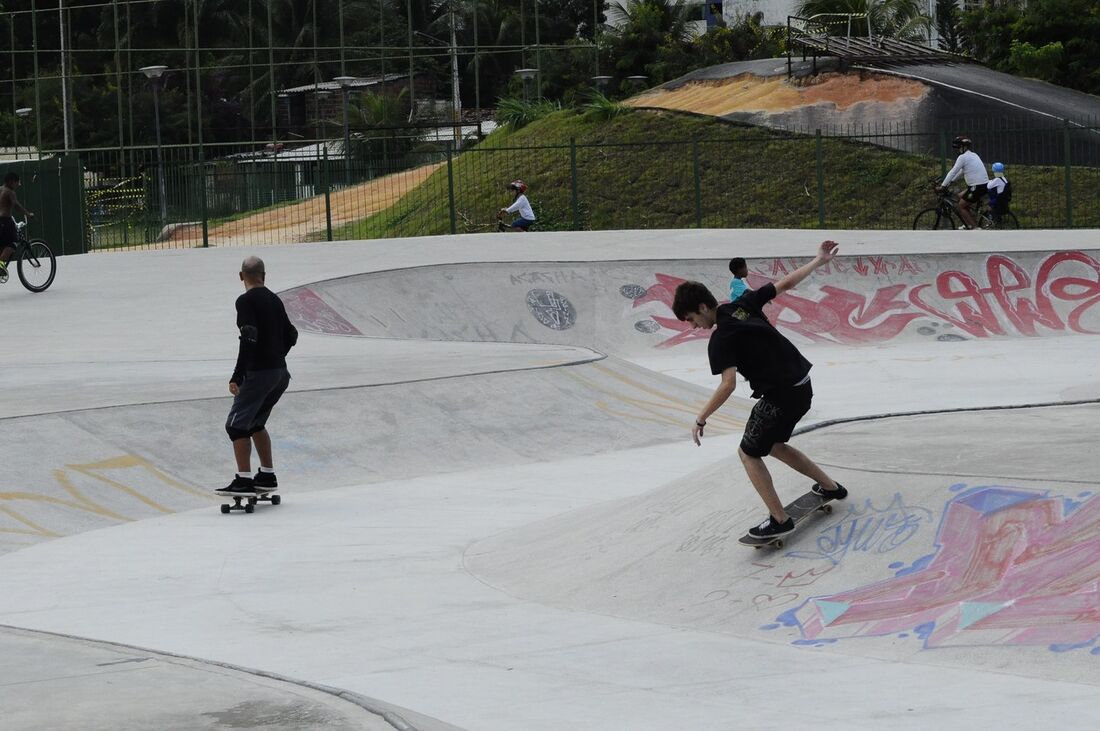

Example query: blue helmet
[992,162,1005,173]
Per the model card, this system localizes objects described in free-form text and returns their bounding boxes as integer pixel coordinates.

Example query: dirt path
[167,161,444,247]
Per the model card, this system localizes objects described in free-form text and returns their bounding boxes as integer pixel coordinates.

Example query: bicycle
[3,219,57,292]
[912,182,1019,231]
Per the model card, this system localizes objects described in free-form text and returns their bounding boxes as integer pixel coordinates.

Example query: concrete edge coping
[0,622,435,731]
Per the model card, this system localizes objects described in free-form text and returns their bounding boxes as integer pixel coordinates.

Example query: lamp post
[591,76,613,94]
[334,76,356,185]
[15,108,32,158]
[516,68,538,104]
[140,65,169,229]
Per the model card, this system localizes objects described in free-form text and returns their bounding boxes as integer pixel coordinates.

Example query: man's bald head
[240,256,266,285]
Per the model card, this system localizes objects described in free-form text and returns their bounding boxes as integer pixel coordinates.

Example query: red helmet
[508,179,527,194]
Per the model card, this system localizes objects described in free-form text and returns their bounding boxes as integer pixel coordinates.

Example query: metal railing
[7,116,1100,253]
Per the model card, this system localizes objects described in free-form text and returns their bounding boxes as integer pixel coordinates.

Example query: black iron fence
[7,116,1100,254]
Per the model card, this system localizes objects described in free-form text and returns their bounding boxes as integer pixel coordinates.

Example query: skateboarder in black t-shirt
[216,256,298,497]
[672,240,847,540]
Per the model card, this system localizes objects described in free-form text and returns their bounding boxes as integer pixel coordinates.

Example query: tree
[795,0,931,42]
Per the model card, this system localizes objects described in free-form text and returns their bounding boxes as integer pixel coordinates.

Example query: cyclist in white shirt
[937,136,989,230]
[498,179,536,232]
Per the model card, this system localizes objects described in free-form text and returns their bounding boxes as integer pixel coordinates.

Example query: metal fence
[9,116,1100,254]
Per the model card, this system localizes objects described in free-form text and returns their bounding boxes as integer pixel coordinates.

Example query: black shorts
[740,380,812,458]
[226,368,290,439]
[964,186,988,203]
[0,216,16,249]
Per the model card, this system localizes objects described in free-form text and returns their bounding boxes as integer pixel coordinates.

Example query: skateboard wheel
[220,504,230,514]
[244,503,255,514]
[271,494,281,505]
[823,504,833,514]
[774,540,784,549]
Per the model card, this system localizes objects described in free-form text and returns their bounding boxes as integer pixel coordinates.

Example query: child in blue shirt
[729,257,750,301]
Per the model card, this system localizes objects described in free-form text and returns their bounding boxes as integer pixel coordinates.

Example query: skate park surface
[3,228,1100,729]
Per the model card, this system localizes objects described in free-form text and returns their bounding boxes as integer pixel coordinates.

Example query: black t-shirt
[231,286,298,384]
[707,283,811,397]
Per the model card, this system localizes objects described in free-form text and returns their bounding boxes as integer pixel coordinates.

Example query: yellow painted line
[0,506,62,538]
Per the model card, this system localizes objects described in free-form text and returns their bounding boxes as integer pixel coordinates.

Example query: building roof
[280,73,409,95]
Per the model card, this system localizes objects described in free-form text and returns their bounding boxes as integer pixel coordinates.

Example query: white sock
[259,466,274,473]
[237,472,252,479]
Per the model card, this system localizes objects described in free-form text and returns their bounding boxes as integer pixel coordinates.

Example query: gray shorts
[226,368,290,439]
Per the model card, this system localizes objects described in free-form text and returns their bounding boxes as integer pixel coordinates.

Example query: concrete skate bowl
[628,59,1100,165]
[282,248,1100,357]
[465,401,1100,687]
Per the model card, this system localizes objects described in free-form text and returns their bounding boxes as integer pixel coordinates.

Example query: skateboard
[738,489,834,549]
[220,492,281,514]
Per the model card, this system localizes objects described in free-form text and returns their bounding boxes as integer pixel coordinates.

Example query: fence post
[815,129,825,229]
[939,129,948,178]
[1063,118,1073,228]
[570,137,579,230]
[200,159,209,248]
[692,139,702,228]
[322,145,333,241]
[446,141,457,235]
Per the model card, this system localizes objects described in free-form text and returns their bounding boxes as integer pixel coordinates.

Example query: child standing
[728,257,750,301]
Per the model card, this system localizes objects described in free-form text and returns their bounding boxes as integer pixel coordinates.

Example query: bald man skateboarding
[217,256,298,497]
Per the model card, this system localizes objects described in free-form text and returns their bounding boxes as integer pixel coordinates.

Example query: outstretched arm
[774,240,838,294]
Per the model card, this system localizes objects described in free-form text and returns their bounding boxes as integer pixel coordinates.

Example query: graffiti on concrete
[788,494,934,565]
[282,287,363,336]
[526,289,577,330]
[780,485,1100,652]
[638,252,1100,347]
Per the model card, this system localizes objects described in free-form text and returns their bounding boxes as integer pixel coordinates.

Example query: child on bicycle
[0,172,34,284]
[986,162,1011,225]
[498,179,536,232]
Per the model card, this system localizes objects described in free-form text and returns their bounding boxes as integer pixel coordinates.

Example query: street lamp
[140,65,169,230]
[591,76,613,94]
[334,76,356,185]
[626,75,648,90]
[15,108,32,158]
[516,68,538,104]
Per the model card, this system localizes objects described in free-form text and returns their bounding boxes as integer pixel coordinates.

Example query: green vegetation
[333,107,1100,238]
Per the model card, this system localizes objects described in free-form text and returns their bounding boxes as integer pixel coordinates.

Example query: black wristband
[695,419,706,428]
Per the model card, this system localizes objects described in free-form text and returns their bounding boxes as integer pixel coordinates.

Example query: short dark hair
[4,172,19,185]
[673,281,717,320]
[729,257,747,276]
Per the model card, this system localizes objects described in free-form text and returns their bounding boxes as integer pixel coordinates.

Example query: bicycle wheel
[913,208,955,230]
[998,211,1020,229]
[18,239,57,292]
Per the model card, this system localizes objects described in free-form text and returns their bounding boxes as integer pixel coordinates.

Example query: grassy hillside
[333,108,1100,238]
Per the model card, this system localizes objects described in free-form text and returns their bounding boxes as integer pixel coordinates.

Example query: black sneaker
[748,515,795,539]
[812,482,848,500]
[253,471,278,492]
[215,476,256,496]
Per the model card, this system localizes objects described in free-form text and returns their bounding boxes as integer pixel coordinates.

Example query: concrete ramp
[285,250,1100,355]
[466,402,1100,685]
[628,59,1100,163]
[0,356,743,557]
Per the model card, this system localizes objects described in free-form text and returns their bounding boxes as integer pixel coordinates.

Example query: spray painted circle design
[526,289,577,331]
[620,284,648,300]
[634,319,661,334]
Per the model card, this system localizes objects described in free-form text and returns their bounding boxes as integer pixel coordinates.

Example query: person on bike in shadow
[986,162,1011,226]
[938,136,988,230]
[0,172,34,284]
[498,179,536,232]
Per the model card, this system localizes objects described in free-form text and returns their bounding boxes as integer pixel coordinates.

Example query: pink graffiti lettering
[641,251,1100,348]
[282,287,363,336]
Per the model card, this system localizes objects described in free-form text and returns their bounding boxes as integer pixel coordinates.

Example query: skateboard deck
[738,489,834,549]
[220,491,281,514]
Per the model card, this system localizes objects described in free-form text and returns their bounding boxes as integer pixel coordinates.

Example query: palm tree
[796,0,931,42]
